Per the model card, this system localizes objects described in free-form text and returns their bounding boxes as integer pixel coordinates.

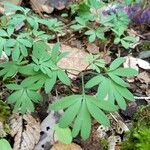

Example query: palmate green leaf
[108,73,129,87]
[86,99,110,126]
[54,124,72,144]
[49,95,82,111]
[111,68,138,77]
[57,70,71,85]
[0,61,19,80]
[109,57,125,71]
[59,100,82,128]
[85,75,103,88]
[7,84,42,114]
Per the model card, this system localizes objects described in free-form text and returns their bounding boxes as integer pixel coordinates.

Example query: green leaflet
[57,70,71,85]
[72,103,83,138]
[108,73,129,87]
[51,43,60,62]
[0,139,12,150]
[54,124,72,144]
[59,99,82,127]
[49,95,82,111]
[0,61,19,80]
[44,72,57,93]
[109,57,125,71]
[85,95,117,112]
[112,81,134,101]
[112,86,126,110]
[86,99,110,126]
[7,83,42,114]
[80,99,91,140]
[97,77,110,100]
[85,75,103,88]
[111,68,138,77]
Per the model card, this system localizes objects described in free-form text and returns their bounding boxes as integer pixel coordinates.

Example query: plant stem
[81,72,85,95]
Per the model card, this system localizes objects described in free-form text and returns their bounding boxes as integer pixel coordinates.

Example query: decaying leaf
[30,0,77,14]
[124,56,150,70]
[137,71,150,85]
[34,110,63,150]
[108,136,121,150]
[51,142,83,150]
[52,44,89,78]
[9,114,40,150]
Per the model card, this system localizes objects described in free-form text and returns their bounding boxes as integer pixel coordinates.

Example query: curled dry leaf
[50,142,83,150]
[9,113,40,150]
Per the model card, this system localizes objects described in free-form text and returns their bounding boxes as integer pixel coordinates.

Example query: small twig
[134,96,150,100]
[110,113,118,122]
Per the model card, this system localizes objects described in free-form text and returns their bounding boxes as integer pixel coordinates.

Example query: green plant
[49,57,138,140]
[70,0,138,49]
[0,139,12,150]
[121,105,150,150]
[0,1,139,144]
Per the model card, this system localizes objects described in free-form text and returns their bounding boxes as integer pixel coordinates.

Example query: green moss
[121,105,150,150]
[100,139,109,150]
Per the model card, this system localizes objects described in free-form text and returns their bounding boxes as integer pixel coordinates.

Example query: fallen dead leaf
[137,58,150,70]
[137,71,150,85]
[30,0,77,14]
[123,56,139,72]
[34,110,63,150]
[86,43,99,54]
[49,44,89,78]
[51,142,83,150]
[9,113,40,150]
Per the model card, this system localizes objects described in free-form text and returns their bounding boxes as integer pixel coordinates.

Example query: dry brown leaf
[137,71,150,85]
[9,114,40,150]
[51,142,83,150]
[49,44,89,78]
[86,43,99,54]
[30,0,76,14]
